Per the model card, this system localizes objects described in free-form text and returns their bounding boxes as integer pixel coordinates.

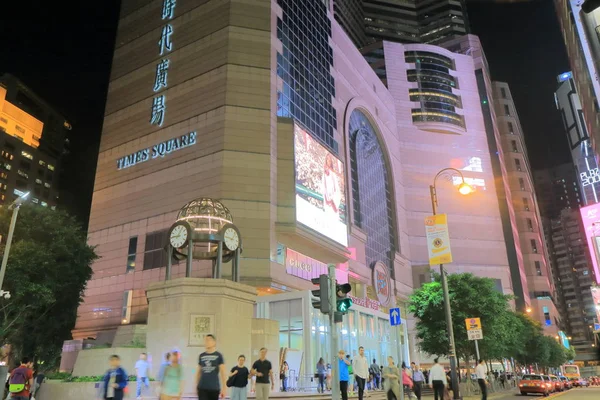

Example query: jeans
[355,376,366,400]
[230,386,248,400]
[478,379,487,400]
[432,380,445,400]
[340,381,348,400]
[282,377,288,392]
[137,376,149,397]
[318,374,325,392]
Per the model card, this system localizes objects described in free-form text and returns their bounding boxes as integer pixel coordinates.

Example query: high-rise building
[71,0,516,371]
[492,82,559,332]
[0,74,70,208]
[334,0,470,48]
[555,0,600,161]
[555,71,600,205]
[534,164,583,218]
[548,208,598,362]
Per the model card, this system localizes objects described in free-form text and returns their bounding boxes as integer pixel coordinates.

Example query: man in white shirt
[475,359,488,400]
[427,358,446,400]
[353,347,369,400]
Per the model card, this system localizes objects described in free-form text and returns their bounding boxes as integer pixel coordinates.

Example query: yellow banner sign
[465,317,481,331]
[425,214,453,266]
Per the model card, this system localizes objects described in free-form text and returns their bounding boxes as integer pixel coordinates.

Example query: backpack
[9,368,28,393]
[348,362,354,375]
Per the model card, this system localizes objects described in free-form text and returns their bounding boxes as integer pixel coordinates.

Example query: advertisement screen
[591,287,600,324]
[294,124,348,246]
[579,204,600,284]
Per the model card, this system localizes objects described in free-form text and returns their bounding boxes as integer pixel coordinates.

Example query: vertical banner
[425,214,453,266]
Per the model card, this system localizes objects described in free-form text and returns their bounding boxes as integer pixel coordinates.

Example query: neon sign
[117,131,197,170]
[581,167,600,187]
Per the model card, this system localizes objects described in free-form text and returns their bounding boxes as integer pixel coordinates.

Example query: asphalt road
[464,387,600,400]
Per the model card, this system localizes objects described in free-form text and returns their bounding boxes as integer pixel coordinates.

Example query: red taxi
[519,374,552,396]
[559,376,572,389]
[549,375,564,392]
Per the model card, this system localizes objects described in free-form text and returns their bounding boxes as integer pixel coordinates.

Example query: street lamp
[526,307,532,314]
[429,168,473,400]
[0,192,29,290]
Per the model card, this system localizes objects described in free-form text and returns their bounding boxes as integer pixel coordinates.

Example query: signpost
[465,317,483,360]
[390,308,402,326]
[425,214,453,265]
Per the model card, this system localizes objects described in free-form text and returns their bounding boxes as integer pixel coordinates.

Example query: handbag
[227,375,236,388]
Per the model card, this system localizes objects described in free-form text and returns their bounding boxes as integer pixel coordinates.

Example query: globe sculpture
[166,198,242,281]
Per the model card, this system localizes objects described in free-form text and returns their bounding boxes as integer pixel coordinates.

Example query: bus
[562,365,580,380]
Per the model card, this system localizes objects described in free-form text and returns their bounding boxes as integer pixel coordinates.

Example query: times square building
[72,0,521,373]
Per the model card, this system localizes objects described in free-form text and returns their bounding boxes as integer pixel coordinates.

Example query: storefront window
[270,299,303,349]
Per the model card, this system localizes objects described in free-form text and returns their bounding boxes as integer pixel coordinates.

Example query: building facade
[333,0,470,48]
[492,82,559,334]
[75,0,514,373]
[0,74,69,208]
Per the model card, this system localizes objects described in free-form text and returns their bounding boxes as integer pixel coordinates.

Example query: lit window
[14,126,25,134]
[3,164,11,171]
[38,160,46,167]
[17,170,28,179]
[20,151,33,160]
[44,182,51,188]
[35,179,42,185]
[32,198,39,204]
[41,201,48,207]
[47,164,55,171]
[13,189,26,197]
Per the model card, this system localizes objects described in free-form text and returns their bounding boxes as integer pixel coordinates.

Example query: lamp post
[0,192,30,290]
[429,168,473,400]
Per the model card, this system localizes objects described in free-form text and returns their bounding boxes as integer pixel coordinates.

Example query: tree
[408,273,514,364]
[0,205,96,367]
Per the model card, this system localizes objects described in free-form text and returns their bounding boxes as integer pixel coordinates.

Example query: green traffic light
[337,298,353,312]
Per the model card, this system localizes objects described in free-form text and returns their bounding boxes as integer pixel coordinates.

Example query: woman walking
[229,355,250,400]
[402,362,414,399]
[383,356,400,400]
[316,358,327,393]
[158,351,184,400]
[281,361,290,392]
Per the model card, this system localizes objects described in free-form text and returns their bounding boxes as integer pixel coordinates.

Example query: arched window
[348,110,397,276]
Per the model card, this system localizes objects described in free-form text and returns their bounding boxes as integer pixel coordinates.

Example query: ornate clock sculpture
[165,198,243,282]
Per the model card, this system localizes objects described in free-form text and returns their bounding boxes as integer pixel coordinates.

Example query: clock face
[170,224,188,248]
[223,227,239,251]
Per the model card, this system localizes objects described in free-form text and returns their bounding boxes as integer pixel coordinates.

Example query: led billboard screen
[579,204,600,284]
[294,124,348,246]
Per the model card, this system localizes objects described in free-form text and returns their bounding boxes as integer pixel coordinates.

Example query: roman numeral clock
[165,198,243,282]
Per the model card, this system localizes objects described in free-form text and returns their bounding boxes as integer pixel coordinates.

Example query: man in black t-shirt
[196,334,227,400]
[251,348,274,400]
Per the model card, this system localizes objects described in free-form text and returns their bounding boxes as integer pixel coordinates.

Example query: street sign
[465,317,481,331]
[594,322,600,332]
[390,307,402,326]
[425,214,453,266]
[468,329,483,341]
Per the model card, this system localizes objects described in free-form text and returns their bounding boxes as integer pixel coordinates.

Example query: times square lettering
[581,168,600,187]
[117,131,197,170]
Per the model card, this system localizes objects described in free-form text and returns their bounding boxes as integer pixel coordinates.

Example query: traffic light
[311,274,330,314]
[333,282,352,323]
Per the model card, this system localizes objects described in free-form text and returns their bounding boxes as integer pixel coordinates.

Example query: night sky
[0,0,570,228]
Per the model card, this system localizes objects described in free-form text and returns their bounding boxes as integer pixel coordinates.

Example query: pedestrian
[353,347,369,400]
[159,351,184,400]
[411,363,425,400]
[228,355,250,400]
[338,350,351,400]
[402,362,413,399]
[346,355,354,393]
[475,359,488,400]
[101,355,128,400]
[32,368,45,399]
[326,363,332,391]
[428,358,446,400]
[280,361,289,392]
[251,348,274,400]
[370,359,381,390]
[383,356,400,400]
[157,353,171,384]
[316,357,327,393]
[196,334,227,400]
[7,357,33,400]
[135,352,150,400]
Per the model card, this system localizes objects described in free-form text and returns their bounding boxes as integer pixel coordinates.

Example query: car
[542,376,556,393]
[559,376,572,389]
[549,375,564,392]
[519,374,551,396]
[571,378,588,387]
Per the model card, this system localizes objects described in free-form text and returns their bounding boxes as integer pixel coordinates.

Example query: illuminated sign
[150,0,177,126]
[579,204,600,285]
[581,167,600,187]
[372,261,391,306]
[591,287,600,324]
[285,248,328,281]
[558,72,573,82]
[294,124,348,246]
[117,131,197,170]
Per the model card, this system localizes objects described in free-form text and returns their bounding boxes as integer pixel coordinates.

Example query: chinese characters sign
[150,0,177,127]
[189,314,214,346]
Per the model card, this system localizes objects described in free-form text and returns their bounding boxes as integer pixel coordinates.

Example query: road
[462,387,600,400]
